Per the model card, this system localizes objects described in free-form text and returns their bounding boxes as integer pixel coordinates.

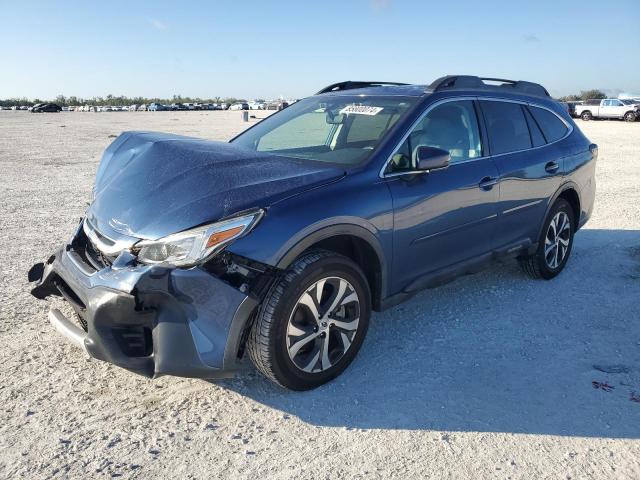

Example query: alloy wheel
[286,276,360,373]
[544,211,571,269]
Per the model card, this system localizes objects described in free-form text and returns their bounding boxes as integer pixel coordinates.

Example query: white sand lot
[0,111,639,479]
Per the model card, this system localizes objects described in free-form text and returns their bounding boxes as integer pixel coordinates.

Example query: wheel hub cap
[286,276,360,374]
[544,211,571,269]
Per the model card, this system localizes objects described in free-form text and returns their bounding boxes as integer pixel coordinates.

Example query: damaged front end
[29,218,276,379]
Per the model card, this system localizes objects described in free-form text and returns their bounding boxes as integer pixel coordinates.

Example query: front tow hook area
[48,308,88,353]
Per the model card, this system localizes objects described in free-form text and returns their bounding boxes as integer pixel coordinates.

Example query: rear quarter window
[480,101,532,155]
[523,107,546,147]
[528,106,569,143]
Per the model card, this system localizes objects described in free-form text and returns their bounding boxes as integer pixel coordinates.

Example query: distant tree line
[0,94,260,108]
[1,89,609,107]
[557,89,606,102]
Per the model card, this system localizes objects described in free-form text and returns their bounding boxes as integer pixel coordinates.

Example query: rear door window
[528,106,569,143]
[480,101,532,155]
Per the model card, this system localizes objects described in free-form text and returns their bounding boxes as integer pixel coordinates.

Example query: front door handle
[479,176,498,191]
[545,161,560,173]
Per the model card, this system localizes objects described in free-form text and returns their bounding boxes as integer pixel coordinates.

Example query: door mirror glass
[415,146,450,171]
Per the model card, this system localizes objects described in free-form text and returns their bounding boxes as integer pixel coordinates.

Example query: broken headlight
[135,209,264,267]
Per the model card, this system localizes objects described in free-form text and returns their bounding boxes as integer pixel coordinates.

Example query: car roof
[320,84,428,97]
[315,76,554,104]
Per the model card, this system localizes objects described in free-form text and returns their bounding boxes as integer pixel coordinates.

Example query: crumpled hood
[88,131,344,240]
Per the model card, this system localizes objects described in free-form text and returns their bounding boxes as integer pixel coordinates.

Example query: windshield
[231,95,417,165]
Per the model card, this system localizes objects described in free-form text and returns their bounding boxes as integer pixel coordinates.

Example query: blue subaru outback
[29,76,597,390]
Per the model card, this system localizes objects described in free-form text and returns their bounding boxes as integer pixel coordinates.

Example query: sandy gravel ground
[0,111,639,479]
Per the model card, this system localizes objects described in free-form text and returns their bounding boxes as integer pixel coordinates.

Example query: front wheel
[624,111,636,122]
[519,198,575,279]
[248,250,371,390]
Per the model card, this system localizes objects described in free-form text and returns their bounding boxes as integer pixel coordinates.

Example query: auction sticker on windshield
[339,105,384,115]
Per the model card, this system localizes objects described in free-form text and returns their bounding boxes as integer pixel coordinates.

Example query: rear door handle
[545,161,560,173]
[479,176,498,190]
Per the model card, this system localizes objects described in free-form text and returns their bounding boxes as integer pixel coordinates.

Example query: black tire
[519,198,575,279]
[624,111,636,122]
[581,111,592,121]
[248,249,371,390]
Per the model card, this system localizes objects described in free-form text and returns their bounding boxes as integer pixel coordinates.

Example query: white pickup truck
[575,98,639,122]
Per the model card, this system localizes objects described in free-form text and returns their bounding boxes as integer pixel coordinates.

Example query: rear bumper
[29,233,257,379]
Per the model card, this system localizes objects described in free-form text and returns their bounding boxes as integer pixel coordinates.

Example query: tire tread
[247,249,336,388]
[519,198,574,280]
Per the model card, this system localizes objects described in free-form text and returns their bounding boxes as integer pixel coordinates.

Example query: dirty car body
[30,76,597,389]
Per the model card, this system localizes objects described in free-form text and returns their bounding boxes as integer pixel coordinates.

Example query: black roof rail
[316,81,409,95]
[429,75,550,97]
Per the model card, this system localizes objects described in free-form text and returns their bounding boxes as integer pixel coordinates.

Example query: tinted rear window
[480,101,531,155]
[529,106,568,143]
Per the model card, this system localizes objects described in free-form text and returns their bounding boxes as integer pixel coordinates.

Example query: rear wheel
[624,111,636,122]
[519,198,575,279]
[248,250,371,390]
[581,111,592,121]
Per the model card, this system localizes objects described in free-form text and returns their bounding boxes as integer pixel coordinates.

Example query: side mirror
[415,146,450,171]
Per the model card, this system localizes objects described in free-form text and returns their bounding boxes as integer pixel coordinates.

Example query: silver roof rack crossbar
[316,81,409,95]
[429,75,550,97]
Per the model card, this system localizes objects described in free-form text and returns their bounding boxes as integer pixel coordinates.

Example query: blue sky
[1,0,639,100]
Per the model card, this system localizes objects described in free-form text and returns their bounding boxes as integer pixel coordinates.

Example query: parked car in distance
[249,102,265,110]
[31,103,62,113]
[564,101,582,118]
[30,75,597,391]
[574,98,639,122]
[265,100,289,110]
[230,102,249,110]
[138,104,148,111]
[170,103,187,111]
[148,103,168,111]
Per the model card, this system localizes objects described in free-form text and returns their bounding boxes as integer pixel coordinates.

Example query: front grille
[84,237,115,269]
[70,223,117,271]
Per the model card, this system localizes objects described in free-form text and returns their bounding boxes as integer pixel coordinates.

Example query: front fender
[273,219,385,270]
[227,173,394,294]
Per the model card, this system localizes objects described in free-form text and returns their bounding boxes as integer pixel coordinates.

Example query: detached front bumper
[28,227,258,379]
